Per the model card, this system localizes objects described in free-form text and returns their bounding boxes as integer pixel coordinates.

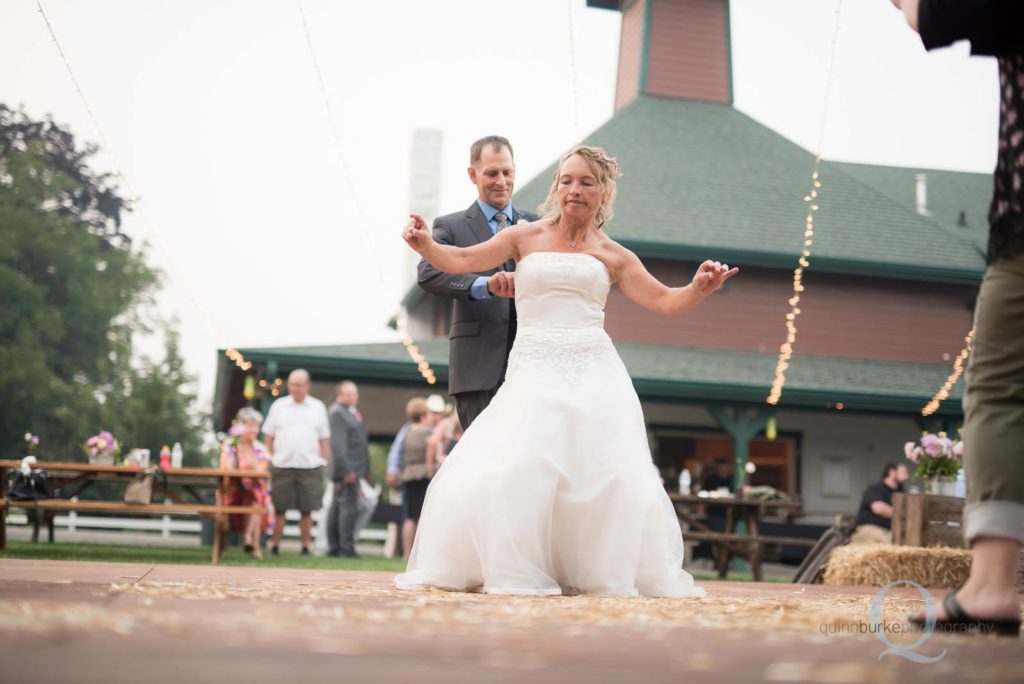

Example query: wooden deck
[0,559,1020,683]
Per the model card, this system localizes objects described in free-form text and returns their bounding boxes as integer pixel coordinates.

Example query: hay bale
[822,544,972,589]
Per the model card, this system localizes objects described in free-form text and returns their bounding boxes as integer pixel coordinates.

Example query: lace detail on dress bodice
[507,326,615,384]
[506,252,615,384]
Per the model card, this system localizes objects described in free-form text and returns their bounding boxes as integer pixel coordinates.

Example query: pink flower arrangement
[85,431,120,463]
[23,432,40,455]
[903,441,923,463]
[904,431,962,480]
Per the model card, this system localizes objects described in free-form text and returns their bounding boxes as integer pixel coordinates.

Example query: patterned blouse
[919,0,1024,261]
[219,438,274,530]
[220,438,272,484]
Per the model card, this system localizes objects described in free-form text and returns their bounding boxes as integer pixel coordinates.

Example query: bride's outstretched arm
[402,213,517,274]
[616,249,738,316]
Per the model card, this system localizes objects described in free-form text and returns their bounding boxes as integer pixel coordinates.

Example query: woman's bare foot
[252,546,264,561]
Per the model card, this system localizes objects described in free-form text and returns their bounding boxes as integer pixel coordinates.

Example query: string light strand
[921,328,973,416]
[295,0,436,384]
[39,0,377,391]
[36,0,226,351]
[566,0,582,142]
[767,0,844,406]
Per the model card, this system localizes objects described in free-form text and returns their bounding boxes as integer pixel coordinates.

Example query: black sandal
[909,591,1021,637]
[244,544,254,555]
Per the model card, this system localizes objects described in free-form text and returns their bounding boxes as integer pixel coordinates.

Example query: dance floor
[0,559,1019,683]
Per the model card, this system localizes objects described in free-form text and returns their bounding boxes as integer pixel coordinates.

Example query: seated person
[701,459,733,493]
[220,407,274,559]
[849,462,909,545]
[694,459,734,563]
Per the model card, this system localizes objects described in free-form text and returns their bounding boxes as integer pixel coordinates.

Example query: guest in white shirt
[262,368,329,557]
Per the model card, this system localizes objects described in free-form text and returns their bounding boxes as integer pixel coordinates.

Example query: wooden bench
[684,531,818,547]
[670,493,805,580]
[0,460,269,562]
[3,499,262,562]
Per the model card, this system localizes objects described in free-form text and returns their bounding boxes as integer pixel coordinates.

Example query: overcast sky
[1,0,999,404]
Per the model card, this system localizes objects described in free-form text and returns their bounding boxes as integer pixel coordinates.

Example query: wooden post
[212,476,226,563]
[904,494,925,547]
[0,463,7,550]
[707,406,771,490]
[892,493,906,545]
[717,507,736,578]
[31,503,41,543]
[746,509,762,582]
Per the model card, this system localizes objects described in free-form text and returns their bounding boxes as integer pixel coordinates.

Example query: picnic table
[0,460,268,563]
[668,493,814,581]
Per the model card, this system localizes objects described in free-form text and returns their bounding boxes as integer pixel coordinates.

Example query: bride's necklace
[561,225,587,250]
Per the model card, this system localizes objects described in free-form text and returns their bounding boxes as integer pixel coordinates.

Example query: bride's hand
[692,260,738,296]
[402,214,433,253]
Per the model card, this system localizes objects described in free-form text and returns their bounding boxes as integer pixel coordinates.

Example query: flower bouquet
[85,431,120,465]
[904,431,963,496]
[23,432,40,456]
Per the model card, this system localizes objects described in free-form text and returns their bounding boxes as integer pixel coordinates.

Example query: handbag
[3,468,54,501]
[124,467,165,504]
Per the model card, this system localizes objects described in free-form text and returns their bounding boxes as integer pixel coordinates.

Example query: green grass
[0,540,789,582]
[0,540,407,572]
[690,570,789,583]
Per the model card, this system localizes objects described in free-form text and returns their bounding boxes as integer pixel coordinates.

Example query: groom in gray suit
[417,135,538,429]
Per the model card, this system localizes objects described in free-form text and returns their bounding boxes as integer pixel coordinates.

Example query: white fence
[5,508,386,545]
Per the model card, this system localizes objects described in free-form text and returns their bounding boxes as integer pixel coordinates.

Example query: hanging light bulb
[243,375,256,401]
[765,416,777,441]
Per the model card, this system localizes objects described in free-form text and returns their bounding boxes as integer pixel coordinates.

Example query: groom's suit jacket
[417,201,539,396]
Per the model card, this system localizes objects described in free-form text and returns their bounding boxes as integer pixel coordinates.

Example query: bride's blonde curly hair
[539,145,621,230]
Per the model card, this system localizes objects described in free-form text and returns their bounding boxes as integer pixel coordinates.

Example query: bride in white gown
[396,145,737,598]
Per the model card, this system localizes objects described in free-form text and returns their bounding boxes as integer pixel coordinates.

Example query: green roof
[830,160,990,256]
[512,96,988,284]
[229,340,963,416]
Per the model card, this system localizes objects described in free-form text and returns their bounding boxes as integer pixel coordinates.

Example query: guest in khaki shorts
[269,464,325,515]
[261,369,330,557]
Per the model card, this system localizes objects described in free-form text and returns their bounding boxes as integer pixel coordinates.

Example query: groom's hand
[487,272,516,298]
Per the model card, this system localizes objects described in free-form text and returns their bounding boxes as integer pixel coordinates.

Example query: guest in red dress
[220,407,274,559]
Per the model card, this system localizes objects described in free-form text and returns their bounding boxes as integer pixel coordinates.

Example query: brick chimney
[589,0,733,111]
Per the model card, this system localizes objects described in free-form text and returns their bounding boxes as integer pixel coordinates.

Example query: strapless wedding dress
[395,251,705,598]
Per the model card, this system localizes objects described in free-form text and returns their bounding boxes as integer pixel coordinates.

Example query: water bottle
[159,445,171,470]
[171,442,183,469]
[955,467,966,498]
[678,468,691,495]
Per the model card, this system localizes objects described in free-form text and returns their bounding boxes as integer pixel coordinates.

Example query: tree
[101,325,211,467]
[0,104,208,463]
